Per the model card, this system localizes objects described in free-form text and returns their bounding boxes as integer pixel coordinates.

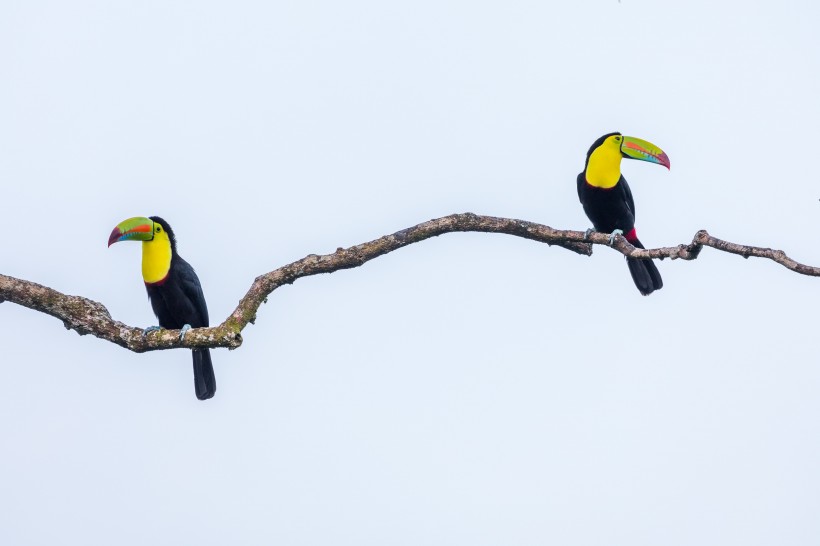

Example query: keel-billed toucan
[108,216,216,400]
[577,132,670,295]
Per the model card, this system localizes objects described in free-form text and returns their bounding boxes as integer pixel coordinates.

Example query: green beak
[108,217,155,247]
[620,136,671,169]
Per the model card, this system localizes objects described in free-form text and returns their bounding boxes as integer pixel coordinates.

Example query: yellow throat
[141,229,172,284]
[585,136,623,189]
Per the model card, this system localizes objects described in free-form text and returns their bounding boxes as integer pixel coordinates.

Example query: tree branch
[2,213,818,352]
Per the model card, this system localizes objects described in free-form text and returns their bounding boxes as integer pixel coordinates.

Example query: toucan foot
[608,229,624,245]
[180,324,192,341]
[143,325,162,337]
[584,228,594,241]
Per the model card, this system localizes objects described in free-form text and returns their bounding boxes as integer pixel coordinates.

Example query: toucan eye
[614,136,621,141]
[156,226,161,232]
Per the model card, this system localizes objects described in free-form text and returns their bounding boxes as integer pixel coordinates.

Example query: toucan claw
[143,325,162,337]
[584,228,594,241]
[608,229,624,245]
[180,324,192,341]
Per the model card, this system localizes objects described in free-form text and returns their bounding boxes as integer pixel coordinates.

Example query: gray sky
[2,0,820,544]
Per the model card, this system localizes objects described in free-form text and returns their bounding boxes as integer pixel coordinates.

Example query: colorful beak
[620,136,671,170]
[108,217,155,247]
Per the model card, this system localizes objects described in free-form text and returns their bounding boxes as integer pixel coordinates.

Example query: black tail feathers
[193,349,217,400]
[626,238,663,296]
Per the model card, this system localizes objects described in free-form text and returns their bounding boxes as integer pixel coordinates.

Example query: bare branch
[2,213,818,352]
[0,274,242,352]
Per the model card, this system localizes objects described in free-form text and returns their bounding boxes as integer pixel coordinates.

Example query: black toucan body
[577,132,670,296]
[108,216,216,400]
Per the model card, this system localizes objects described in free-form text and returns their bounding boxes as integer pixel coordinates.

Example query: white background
[2,1,819,544]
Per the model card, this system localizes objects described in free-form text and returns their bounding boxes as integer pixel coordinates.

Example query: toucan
[577,132,670,296]
[108,216,216,400]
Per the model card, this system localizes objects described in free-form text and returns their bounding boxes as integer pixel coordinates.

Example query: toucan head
[108,216,176,251]
[586,132,670,170]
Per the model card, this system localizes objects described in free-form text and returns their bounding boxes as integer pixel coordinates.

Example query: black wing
[619,175,636,221]
[175,257,210,327]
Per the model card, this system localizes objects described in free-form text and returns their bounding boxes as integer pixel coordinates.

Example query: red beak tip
[108,228,122,247]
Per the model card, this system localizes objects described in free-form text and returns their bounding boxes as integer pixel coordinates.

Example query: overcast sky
[2,1,820,544]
